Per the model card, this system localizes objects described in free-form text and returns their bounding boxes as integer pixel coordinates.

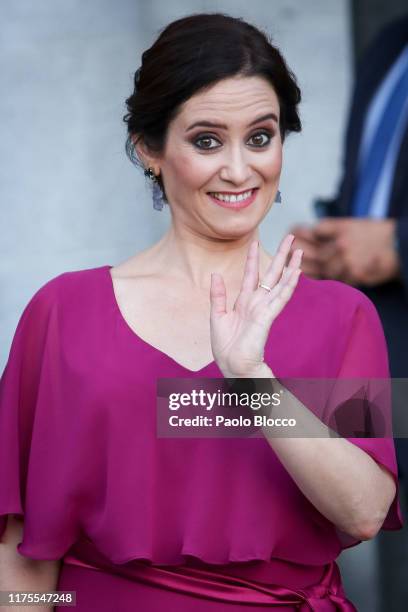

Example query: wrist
[220,361,274,380]
[236,362,274,379]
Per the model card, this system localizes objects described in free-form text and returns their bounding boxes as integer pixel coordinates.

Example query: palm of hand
[209,234,303,378]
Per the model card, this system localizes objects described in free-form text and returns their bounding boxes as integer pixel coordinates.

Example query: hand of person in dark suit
[287,225,323,279]
[290,219,401,286]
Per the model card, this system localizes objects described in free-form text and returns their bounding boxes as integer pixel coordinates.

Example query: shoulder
[295,275,386,369]
[29,264,107,301]
[295,272,380,324]
[19,264,109,325]
[296,272,373,307]
[3,265,110,383]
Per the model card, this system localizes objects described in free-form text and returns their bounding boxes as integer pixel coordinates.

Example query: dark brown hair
[123,12,302,200]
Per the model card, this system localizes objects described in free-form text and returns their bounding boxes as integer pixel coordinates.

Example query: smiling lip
[209,188,257,195]
[207,188,259,210]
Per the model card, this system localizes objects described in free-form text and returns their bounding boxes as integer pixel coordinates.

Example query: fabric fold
[63,540,357,610]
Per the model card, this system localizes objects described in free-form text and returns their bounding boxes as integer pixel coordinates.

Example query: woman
[0,12,403,611]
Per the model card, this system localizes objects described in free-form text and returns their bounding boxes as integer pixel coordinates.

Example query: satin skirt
[55,539,357,611]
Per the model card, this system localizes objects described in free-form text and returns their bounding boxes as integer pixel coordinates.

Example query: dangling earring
[275,190,282,203]
[144,167,165,211]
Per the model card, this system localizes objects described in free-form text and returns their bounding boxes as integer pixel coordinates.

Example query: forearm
[245,365,396,540]
[0,516,62,611]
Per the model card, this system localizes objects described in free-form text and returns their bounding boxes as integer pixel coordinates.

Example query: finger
[292,239,321,262]
[314,219,342,239]
[277,249,303,288]
[210,272,227,318]
[274,264,302,300]
[291,226,319,244]
[267,267,302,317]
[260,249,302,304]
[239,239,259,293]
[282,265,302,292]
[315,240,339,262]
[291,237,319,255]
[299,263,322,278]
[279,246,303,283]
[286,248,303,274]
[260,234,295,290]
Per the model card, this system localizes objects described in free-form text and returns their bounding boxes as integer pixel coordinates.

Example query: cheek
[265,144,282,177]
[168,152,216,189]
[254,158,281,183]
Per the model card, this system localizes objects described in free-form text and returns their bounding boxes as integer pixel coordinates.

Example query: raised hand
[209,234,303,378]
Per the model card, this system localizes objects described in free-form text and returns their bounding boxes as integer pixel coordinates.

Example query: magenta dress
[0,264,403,611]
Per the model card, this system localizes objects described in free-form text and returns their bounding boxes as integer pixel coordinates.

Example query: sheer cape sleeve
[0,274,81,559]
[324,292,403,548]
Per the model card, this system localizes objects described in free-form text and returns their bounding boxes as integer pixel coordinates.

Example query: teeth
[210,189,253,203]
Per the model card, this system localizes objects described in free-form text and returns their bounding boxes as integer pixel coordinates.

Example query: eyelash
[192,130,274,151]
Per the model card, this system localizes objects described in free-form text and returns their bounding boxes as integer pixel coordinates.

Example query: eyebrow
[185,112,279,132]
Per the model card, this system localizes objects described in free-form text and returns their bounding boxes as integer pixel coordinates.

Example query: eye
[192,129,274,151]
[247,130,273,147]
[193,135,221,150]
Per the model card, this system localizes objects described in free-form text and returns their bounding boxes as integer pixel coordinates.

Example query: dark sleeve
[395,217,408,296]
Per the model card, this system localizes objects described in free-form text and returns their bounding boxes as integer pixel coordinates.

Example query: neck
[143,225,272,292]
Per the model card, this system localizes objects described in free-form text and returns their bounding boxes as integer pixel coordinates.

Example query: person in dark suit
[290,15,408,611]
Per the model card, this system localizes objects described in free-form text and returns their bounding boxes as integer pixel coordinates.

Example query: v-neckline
[104,265,217,374]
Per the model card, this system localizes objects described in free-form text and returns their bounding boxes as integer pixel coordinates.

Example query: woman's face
[145,75,283,237]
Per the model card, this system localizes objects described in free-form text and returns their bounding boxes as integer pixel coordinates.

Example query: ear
[132,134,160,174]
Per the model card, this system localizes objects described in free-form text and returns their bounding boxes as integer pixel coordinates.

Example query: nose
[219,143,253,185]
